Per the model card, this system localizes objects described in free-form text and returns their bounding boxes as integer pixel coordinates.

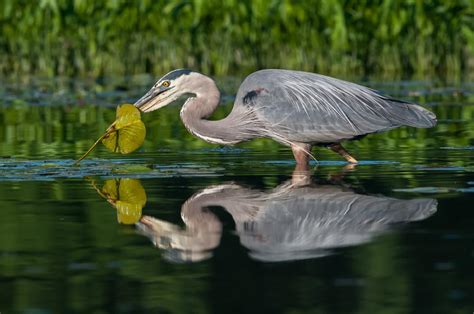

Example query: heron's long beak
[134,87,175,113]
[134,92,154,111]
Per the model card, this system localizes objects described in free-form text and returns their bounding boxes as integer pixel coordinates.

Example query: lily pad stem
[74,122,116,165]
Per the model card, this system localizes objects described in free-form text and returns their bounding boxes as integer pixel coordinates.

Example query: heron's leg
[328,143,358,164]
[291,143,312,166]
[291,166,312,186]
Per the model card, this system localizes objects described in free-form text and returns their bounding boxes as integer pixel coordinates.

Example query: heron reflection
[136,171,437,263]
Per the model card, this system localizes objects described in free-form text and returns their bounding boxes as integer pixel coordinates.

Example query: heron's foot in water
[328,143,358,164]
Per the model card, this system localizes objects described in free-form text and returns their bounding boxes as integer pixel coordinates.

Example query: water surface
[0,77,473,313]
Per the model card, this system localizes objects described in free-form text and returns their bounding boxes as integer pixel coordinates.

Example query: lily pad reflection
[92,178,147,224]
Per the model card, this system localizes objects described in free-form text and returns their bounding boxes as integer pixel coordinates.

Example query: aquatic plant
[75,104,146,164]
[0,0,473,79]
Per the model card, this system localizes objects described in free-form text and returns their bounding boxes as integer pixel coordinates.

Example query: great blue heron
[134,69,437,164]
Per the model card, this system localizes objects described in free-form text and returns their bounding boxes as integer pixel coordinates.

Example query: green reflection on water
[0,179,212,313]
[0,79,473,313]
[0,100,473,162]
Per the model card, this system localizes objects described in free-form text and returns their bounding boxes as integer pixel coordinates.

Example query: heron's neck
[180,77,255,145]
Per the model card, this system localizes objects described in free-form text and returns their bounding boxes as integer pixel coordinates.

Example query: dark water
[0,77,473,313]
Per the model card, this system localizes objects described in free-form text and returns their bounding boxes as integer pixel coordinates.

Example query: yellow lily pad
[102,104,146,154]
[115,104,142,128]
[100,178,147,224]
[75,104,146,164]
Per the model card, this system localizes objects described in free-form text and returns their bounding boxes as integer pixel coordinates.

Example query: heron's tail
[387,101,437,128]
[406,104,437,128]
[409,105,438,128]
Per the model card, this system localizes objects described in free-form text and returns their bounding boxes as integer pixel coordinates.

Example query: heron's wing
[239,70,436,143]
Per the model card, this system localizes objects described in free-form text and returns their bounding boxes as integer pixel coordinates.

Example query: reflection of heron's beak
[134,87,175,113]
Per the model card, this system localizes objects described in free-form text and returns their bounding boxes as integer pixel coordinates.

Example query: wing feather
[237,70,436,144]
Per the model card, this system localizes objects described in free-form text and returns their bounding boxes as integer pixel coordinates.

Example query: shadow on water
[92,169,437,264]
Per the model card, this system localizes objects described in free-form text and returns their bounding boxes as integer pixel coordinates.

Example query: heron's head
[134,69,202,113]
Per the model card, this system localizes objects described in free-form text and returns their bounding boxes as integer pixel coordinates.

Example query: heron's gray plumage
[161,69,192,81]
[135,68,437,163]
[236,69,436,143]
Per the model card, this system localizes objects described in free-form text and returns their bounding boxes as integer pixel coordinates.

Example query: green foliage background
[0,2,473,313]
[1,0,473,79]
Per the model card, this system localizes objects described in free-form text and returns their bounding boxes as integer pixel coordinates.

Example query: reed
[0,0,472,79]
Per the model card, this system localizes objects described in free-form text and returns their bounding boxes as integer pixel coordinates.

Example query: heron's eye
[161,81,170,88]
